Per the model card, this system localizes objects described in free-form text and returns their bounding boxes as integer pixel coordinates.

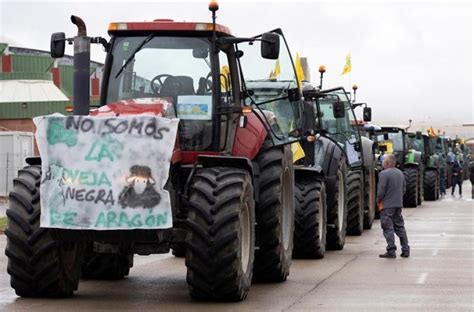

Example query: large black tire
[186,167,255,301]
[403,167,418,208]
[253,145,294,282]
[346,171,364,236]
[424,169,438,201]
[417,169,423,205]
[81,245,133,280]
[5,165,83,297]
[293,178,327,259]
[363,166,376,229]
[326,159,348,250]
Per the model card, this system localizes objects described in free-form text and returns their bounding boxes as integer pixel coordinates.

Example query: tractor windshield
[107,36,213,104]
[105,35,216,150]
[376,130,404,154]
[317,90,361,166]
[236,31,301,145]
[407,135,424,153]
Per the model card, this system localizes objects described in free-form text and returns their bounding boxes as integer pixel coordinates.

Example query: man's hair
[383,154,397,167]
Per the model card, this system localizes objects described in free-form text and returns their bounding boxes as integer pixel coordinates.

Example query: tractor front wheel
[5,165,83,297]
[293,177,327,259]
[253,145,295,282]
[403,167,419,207]
[186,167,255,301]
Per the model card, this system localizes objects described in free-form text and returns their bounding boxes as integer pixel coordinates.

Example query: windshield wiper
[114,34,155,79]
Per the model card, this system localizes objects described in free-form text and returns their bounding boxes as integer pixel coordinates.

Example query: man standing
[377,154,410,258]
[450,151,463,197]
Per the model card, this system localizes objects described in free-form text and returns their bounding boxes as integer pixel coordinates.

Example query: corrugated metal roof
[0,80,69,103]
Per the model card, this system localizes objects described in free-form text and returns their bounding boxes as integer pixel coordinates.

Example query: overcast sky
[0,0,472,127]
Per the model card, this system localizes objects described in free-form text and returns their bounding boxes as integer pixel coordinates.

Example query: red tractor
[5,3,302,301]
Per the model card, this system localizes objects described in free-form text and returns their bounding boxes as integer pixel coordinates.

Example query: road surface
[0,184,472,311]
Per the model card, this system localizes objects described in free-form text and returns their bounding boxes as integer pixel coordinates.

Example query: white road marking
[417,272,428,284]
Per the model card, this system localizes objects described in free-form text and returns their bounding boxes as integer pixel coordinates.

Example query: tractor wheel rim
[337,170,344,230]
[282,167,292,250]
[318,193,324,239]
[240,199,251,273]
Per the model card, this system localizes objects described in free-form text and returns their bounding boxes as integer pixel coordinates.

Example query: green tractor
[406,132,440,200]
[375,126,423,207]
[430,135,451,195]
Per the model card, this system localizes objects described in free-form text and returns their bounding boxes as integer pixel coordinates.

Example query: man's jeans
[380,207,410,253]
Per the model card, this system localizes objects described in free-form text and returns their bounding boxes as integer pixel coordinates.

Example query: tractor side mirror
[416,131,423,139]
[384,133,389,140]
[50,32,66,58]
[333,101,345,118]
[363,107,372,122]
[261,32,280,60]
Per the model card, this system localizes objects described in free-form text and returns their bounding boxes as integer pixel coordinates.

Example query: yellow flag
[274,59,281,77]
[295,53,305,89]
[220,65,230,90]
[291,142,305,163]
[340,52,351,76]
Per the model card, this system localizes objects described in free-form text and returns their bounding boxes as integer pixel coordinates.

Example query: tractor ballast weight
[5,5,303,301]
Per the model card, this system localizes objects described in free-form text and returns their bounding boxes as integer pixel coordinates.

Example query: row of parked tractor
[4,1,471,303]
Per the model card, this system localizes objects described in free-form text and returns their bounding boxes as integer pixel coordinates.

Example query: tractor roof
[108,19,232,36]
[379,125,408,132]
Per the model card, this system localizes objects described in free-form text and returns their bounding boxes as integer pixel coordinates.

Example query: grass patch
[0,216,6,232]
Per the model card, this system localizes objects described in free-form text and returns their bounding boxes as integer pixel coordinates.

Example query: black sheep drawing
[118,165,161,208]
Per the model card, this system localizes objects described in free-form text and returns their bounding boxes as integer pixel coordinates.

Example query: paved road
[0,184,473,311]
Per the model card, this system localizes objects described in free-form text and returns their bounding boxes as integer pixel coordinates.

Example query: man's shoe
[400,252,410,258]
[379,252,396,258]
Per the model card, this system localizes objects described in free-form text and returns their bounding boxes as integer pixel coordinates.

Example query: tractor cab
[375,126,408,167]
[312,87,364,167]
[97,22,301,157]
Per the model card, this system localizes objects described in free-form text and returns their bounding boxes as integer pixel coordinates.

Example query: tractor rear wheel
[423,169,438,201]
[346,171,364,236]
[253,145,294,282]
[326,159,348,250]
[186,167,255,301]
[403,167,418,207]
[293,177,327,259]
[5,165,83,297]
[81,245,133,280]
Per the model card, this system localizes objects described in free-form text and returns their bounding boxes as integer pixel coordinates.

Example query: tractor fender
[197,155,258,200]
[313,136,344,177]
[360,136,375,169]
[294,165,325,182]
[232,112,268,161]
[313,136,345,198]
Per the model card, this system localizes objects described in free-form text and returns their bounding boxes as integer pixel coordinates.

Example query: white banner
[34,114,179,230]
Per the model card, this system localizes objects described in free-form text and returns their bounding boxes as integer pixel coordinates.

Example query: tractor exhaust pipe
[71,15,90,115]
